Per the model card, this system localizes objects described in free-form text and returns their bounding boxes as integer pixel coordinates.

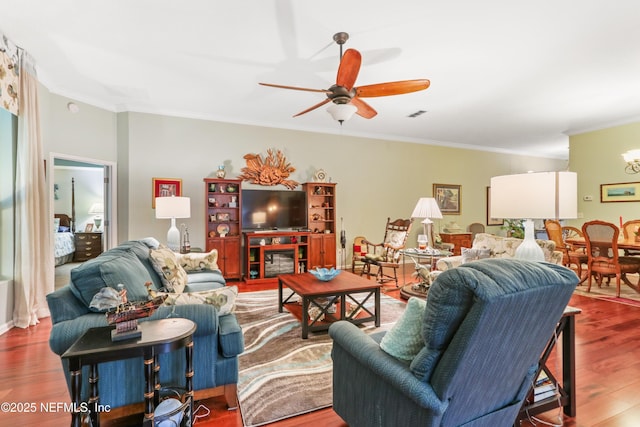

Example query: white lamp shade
[155,196,191,219]
[411,197,443,219]
[327,103,357,122]
[490,171,577,220]
[88,202,104,215]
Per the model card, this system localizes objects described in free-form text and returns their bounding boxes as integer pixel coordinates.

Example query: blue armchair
[329,259,578,427]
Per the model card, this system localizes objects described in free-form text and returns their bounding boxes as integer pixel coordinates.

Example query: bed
[54,178,76,266]
[54,214,75,266]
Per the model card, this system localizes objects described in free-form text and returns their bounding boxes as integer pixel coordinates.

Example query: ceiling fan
[259,32,430,123]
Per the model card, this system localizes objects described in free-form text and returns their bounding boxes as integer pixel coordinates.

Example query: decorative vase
[216,165,226,179]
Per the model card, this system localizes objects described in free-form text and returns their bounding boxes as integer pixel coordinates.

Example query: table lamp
[490,171,577,261]
[155,196,191,251]
[88,202,104,231]
[411,197,443,249]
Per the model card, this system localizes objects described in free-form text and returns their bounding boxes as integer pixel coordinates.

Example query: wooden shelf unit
[303,182,337,269]
[244,231,310,284]
[204,178,242,280]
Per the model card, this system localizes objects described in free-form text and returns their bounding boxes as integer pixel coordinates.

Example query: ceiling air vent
[407,110,427,118]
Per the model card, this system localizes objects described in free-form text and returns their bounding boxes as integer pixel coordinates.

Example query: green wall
[120,112,566,255]
[569,122,640,228]
[39,88,567,264]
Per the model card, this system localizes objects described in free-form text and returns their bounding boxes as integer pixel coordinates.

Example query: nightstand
[74,232,103,261]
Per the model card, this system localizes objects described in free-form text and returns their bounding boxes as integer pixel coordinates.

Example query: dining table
[566,236,640,293]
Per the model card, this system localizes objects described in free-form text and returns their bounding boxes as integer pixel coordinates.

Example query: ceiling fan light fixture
[327,103,357,124]
[623,149,640,173]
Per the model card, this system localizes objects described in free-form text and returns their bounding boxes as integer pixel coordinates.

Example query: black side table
[62,318,196,427]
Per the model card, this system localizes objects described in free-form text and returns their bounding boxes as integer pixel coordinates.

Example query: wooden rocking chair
[360,218,413,287]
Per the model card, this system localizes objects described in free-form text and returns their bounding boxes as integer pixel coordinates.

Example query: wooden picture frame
[216,212,230,222]
[152,178,182,208]
[600,182,640,203]
[433,183,461,215]
[486,186,504,225]
[84,223,94,232]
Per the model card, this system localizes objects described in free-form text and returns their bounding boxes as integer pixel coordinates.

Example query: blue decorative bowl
[309,267,341,281]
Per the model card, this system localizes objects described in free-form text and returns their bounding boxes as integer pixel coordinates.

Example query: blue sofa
[47,238,244,413]
[329,259,578,427]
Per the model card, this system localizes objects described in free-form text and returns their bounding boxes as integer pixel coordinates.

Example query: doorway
[49,153,117,251]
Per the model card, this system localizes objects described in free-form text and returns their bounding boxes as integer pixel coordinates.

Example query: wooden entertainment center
[204,178,337,283]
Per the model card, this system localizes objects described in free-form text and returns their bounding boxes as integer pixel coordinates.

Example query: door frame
[49,153,117,250]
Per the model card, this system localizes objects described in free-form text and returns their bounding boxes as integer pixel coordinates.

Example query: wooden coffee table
[278,271,383,339]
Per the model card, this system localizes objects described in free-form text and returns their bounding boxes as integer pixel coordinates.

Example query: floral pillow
[149,245,188,293]
[175,250,219,273]
[461,247,492,264]
[157,285,237,316]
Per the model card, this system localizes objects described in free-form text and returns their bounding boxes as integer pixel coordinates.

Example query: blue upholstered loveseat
[46,238,244,413]
[330,259,578,427]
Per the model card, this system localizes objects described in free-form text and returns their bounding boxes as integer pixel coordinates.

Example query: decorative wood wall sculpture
[238,148,299,189]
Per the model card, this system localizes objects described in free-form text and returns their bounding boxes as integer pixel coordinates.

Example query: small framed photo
[84,223,94,232]
[600,182,640,203]
[433,183,462,215]
[486,186,504,226]
[152,178,182,208]
[216,212,230,222]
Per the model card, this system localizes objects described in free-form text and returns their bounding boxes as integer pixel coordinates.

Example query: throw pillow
[158,285,238,316]
[380,297,427,361]
[175,250,219,273]
[149,245,188,293]
[461,247,491,264]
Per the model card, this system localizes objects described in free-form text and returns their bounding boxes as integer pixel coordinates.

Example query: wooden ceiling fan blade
[293,98,331,117]
[336,49,361,91]
[355,79,430,98]
[351,97,377,119]
[259,82,331,94]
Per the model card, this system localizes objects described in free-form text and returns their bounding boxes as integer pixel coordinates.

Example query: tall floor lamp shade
[490,171,577,261]
[155,196,191,251]
[411,197,443,249]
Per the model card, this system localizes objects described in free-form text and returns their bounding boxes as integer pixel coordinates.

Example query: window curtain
[13,50,53,327]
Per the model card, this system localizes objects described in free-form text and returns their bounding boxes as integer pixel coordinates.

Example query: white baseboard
[0,320,15,336]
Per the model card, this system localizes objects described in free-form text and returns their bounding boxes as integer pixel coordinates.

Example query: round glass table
[399,248,452,300]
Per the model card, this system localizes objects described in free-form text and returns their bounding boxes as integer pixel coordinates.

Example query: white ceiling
[3,0,640,159]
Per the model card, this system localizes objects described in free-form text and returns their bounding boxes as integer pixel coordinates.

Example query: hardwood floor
[2,276,640,426]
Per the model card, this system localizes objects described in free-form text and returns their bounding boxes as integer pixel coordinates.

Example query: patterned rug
[234,288,407,427]
[573,274,640,307]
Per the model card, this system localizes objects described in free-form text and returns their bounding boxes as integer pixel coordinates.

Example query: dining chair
[467,222,485,241]
[545,220,588,283]
[621,220,640,256]
[582,220,640,297]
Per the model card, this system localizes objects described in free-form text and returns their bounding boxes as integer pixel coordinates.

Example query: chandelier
[622,150,640,174]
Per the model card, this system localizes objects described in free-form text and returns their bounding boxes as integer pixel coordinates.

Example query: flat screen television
[241,189,307,230]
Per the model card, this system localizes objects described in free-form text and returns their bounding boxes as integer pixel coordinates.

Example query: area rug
[573,276,640,308]
[234,288,407,427]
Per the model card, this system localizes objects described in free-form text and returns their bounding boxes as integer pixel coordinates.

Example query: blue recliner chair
[329,258,578,427]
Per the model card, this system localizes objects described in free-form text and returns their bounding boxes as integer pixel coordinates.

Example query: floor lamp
[490,171,577,261]
[411,197,443,250]
[155,196,191,251]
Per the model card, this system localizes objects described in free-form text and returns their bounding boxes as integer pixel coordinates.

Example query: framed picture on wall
[433,183,461,215]
[486,186,504,225]
[600,181,640,203]
[152,178,182,208]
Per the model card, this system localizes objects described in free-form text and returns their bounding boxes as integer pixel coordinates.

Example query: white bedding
[54,232,75,266]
